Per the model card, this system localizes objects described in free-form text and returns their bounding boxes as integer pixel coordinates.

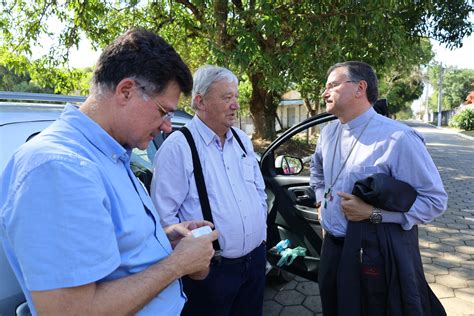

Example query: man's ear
[355,80,368,98]
[115,78,136,103]
[194,95,206,111]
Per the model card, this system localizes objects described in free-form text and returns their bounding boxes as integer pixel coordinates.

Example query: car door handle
[296,194,311,202]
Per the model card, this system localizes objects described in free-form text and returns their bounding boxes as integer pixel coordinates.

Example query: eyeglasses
[324,80,359,92]
[151,97,174,121]
[135,82,175,122]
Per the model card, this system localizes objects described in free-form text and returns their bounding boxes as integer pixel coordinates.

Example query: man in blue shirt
[0,28,217,315]
[151,65,267,315]
[310,61,448,316]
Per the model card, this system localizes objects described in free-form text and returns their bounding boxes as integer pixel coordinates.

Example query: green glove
[276,246,307,267]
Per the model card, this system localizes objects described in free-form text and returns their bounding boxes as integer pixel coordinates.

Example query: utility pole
[424,84,429,123]
[437,64,444,127]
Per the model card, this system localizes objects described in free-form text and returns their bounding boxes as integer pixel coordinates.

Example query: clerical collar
[342,107,376,131]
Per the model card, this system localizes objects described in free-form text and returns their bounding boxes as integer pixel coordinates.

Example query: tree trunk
[249,72,277,140]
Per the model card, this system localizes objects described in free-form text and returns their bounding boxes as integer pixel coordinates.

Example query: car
[0,91,337,315]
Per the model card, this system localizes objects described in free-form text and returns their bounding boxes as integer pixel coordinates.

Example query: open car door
[261,113,336,282]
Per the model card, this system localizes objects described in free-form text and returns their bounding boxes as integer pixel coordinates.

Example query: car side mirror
[275,155,303,175]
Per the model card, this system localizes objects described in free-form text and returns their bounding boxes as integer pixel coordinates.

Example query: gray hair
[89,76,157,102]
[191,65,238,109]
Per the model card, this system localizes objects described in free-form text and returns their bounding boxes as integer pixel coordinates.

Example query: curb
[404,120,474,141]
[434,125,474,141]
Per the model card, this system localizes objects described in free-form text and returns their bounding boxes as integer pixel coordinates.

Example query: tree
[376,38,433,117]
[428,66,474,111]
[1,1,472,139]
[0,45,93,94]
[384,69,425,115]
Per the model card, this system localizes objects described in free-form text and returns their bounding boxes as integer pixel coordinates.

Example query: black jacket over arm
[337,173,445,316]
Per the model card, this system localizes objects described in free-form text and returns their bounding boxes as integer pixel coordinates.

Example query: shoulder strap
[230,127,247,155]
[179,127,221,252]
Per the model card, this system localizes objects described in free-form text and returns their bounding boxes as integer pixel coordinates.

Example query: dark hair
[92,28,192,96]
[327,61,379,104]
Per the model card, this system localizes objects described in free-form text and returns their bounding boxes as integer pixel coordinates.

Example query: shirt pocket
[242,158,255,183]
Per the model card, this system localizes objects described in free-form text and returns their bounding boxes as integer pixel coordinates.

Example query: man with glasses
[151,65,267,316]
[310,61,447,315]
[0,28,217,315]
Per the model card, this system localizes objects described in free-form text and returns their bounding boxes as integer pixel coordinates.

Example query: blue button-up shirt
[151,116,267,258]
[0,104,185,315]
[310,107,447,237]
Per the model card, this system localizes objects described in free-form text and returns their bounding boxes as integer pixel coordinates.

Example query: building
[277,91,310,129]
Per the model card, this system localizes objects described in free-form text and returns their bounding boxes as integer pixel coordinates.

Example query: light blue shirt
[310,107,448,237]
[0,104,185,315]
[151,116,267,258]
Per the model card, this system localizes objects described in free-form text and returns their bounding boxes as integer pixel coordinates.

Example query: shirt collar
[192,115,233,146]
[342,107,376,131]
[60,104,129,163]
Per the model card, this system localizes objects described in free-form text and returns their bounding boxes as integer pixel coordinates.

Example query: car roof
[0,103,66,126]
[0,92,193,127]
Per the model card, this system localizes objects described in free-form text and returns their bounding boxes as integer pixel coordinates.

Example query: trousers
[181,242,266,316]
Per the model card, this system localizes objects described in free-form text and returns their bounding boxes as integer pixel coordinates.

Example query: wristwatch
[369,207,383,224]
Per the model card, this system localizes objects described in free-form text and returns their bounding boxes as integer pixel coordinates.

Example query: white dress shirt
[151,115,267,258]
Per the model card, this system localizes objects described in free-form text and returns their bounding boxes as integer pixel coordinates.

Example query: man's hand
[337,192,372,221]
[169,229,218,277]
[164,220,214,248]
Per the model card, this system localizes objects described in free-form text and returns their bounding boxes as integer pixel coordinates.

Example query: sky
[430,35,474,70]
[68,38,101,68]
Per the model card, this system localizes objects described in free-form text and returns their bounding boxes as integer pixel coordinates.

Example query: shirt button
[112,154,118,161]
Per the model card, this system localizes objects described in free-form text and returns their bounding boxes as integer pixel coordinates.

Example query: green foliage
[0,48,52,92]
[0,65,52,92]
[0,45,92,94]
[395,107,414,121]
[428,66,474,111]
[449,109,474,131]
[237,75,252,116]
[380,66,426,118]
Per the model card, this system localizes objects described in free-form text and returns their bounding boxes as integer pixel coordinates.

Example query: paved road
[263,121,474,316]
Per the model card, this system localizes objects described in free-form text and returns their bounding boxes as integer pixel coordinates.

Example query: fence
[429,110,455,126]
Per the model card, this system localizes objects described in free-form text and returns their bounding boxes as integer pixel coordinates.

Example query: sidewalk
[263,120,474,316]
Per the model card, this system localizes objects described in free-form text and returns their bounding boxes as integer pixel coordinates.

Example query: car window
[273,125,323,176]
[130,131,175,192]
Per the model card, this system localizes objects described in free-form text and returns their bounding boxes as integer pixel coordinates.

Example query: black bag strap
[180,127,221,253]
[230,127,247,155]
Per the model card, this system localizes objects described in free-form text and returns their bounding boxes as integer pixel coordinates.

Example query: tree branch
[174,0,204,23]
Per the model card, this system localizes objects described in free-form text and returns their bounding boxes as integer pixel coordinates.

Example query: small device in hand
[191,226,213,238]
